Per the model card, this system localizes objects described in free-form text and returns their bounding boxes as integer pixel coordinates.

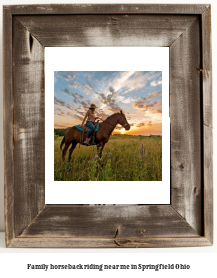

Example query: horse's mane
[106,112,120,120]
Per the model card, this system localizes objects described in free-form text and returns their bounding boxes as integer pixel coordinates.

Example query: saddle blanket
[75,122,99,132]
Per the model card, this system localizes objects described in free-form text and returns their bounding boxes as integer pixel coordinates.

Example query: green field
[54,135,162,181]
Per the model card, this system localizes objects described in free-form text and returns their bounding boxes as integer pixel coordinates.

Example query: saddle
[75,122,99,146]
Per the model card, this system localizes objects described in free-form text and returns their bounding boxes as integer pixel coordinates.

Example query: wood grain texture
[202,6,212,129]
[8,237,212,248]
[3,7,14,247]
[4,4,207,15]
[16,15,197,47]
[3,4,213,248]
[20,205,198,238]
[203,126,213,243]
[170,17,202,234]
[13,17,45,237]
[201,6,213,244]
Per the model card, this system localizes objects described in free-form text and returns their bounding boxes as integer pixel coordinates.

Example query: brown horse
[60,110,130,161]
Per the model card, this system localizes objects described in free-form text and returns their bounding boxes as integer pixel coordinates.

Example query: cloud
[75,93,84,100]
[55,72,162,132]
[133,91,162,115]
[61,89,84,104]
[80,100,92,108]
[109,86,116,94]
[62,74,75,81]
[54,107,65,117]
[114,71,136,92]
[69,83,77,89]
[54,97,66,107]
[149,72,162,82]
[86,81,94,90]
[150,80,162,87]
[150,91,162,98]
[125,112,136,115]
[73,114,84,121]
[77,110,85,116]
[94,71,138,97]
[65,104,74,111]
[147,121,152,126]
[136,123,145,127]
[86,72,94,79]
[62,88,71,96]
[65,111,74,117]
[111,71,149,95]
[133,101,148,109]
[116,95,135,104]
[133,100,162,114]
[97,111,110,120]
[79,87,91,95]
[54,97,75,113]
[135,91,162,101]
[94,86,121,113]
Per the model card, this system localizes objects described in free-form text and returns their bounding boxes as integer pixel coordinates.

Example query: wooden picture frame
[3,4,213,248]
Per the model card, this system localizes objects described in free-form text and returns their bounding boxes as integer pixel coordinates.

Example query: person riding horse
[60,108,130,162]
[80,103,99,145]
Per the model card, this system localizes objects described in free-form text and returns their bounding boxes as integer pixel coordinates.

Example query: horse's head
[118,110,130,130]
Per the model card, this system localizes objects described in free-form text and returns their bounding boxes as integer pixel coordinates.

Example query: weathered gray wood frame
[3,4,213,248]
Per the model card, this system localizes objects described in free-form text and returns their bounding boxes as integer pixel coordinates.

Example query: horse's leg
[97,141,105,159]
[68,141,77,162]
[62,142,70,162]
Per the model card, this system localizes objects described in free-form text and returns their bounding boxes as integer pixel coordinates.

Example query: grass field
[54,135,162,181]
[54,134,162,181]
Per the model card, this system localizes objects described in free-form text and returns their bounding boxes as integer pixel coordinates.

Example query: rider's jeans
[86,121,95,138]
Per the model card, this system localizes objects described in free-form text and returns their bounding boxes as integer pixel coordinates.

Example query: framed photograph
[4,4,213,247]
[46,47,170,205]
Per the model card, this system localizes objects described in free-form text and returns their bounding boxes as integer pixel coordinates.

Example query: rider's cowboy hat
[89,104,98,109]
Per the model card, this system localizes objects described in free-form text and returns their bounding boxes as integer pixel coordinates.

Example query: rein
[98,116,129,128]
[97,117,116,127]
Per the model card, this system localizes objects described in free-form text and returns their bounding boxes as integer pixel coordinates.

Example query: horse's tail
[60,136,65,150]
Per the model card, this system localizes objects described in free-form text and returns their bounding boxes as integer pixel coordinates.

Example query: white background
[0,0,216,276]
[45,47,170,204]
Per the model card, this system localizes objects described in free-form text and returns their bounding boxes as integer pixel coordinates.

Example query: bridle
[122,123,129,128]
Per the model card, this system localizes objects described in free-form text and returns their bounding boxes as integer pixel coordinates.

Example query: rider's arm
[81,111,89,126]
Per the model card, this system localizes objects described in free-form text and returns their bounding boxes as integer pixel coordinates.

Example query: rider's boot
[84,138,91,145]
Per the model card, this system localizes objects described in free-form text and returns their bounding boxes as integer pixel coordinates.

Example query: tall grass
[54,135,162,181]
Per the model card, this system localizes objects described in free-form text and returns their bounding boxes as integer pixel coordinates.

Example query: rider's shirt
[87,112,95,123]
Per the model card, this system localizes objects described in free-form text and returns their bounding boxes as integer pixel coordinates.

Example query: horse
[60,110,130,162]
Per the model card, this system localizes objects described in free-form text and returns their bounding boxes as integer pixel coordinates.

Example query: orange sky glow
[54,71,162,136]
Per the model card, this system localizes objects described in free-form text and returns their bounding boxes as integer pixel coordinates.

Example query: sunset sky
[54,71,162,135]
